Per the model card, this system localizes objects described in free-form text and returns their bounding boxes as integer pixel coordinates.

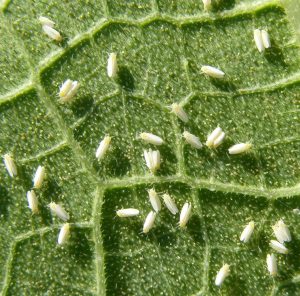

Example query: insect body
[107,53,118,78]
[3,154,17,177]
[201,65,225,78]
[272,220,291,243]
[228,143,252,154]
[42,26,62,41]
[206,127,225,148]
[202,0,212,11]
[27,190,39,214]
[183,131,202,149]
[49,202,70,221]
[148,189,161,212]
[269,240,288,254]
[179,202,192,228]
[33,165,46,189]
[266,254,277,276]
[143,211,157,233]
[39,16,55,27]
[171,103,188,123]
[58,223,70,245]
[143,149,161,173]
[96,136,111,160]
[162,194,178,215]
[254,29,271,52]
[261,30,271,49]
[140,133,164,145]
[215,264,230,286]
[116,208,140,217]
[240,221,255,243]
[59,79,80,103]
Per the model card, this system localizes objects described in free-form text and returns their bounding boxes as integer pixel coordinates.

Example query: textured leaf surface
[0,0,300,295]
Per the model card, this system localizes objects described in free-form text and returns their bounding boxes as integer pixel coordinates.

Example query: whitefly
[49,202,70,221]
[3,153,17,177]
[143,211,157,234]
[148,189,161,212]
[162,194,178,215]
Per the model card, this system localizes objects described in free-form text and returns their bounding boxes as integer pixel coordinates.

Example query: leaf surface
[0,0,300,295]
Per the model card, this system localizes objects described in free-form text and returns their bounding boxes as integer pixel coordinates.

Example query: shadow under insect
[70,95,94,119]
[0,185,11,220]
[68,227,94,267]
[209,76,237,92]
[116,66,135,92]
[94,145,132,178]
[186,215,206,245]
[264,42,287,67]
[211,0,236,12]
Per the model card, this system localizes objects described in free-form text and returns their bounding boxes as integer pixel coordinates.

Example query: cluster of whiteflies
[94,129,252,175]
[239,219,291,278]
[3,154,71,245]
[38,16,270,103]
[37,18,273,172]
[215,219,292,287]
[5,12,277,287]
[39,16,62,42]
[116,189,192,234]
[3,152,294,285]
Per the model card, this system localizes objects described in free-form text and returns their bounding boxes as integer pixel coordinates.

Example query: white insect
[39,16,55,27]
[143,149,161,173]
[140,132,164,146]
[206,127,225,148]
[107,53,118,78]
[148,189,161,212]
[292,208,300,215]
[33,165,46,189]
[59,79,72,97]
[183,131,202,149]
[269,240,288,254]
[272,219,291,244]
[261,30,271,49]
[179,202,192,228]
[266,254,277,276]
[96,136,111,160]
[58,223,70,245]
[228,143,252,154]
[171,103,188,123]
[201,65,225,79]
[42,25,62,41]
[143,211,157,233]
[3,153,17,177]
[49,202,70,221]
[27,190,39,214]
[253,29,271,52]
[240,221,255,243]
[116,208,140,217]
[59,79,80,103]
[202,0,211,11]
[215,264,230,286]
[254,29,264,53]
[162,194,178,215]
[212,131,226,148]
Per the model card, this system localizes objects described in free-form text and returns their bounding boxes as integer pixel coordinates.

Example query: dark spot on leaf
[186,215,206,245]
[264,42,287,67]
[117,66,135,92]
[152,224,177,248]
[69,228,93,267]
[212,0,236,12]
[0,185,11,220]
[209,77,237,92]
[70,96,94,119]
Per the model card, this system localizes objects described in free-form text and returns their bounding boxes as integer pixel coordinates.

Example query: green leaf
[0,0,300,295]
